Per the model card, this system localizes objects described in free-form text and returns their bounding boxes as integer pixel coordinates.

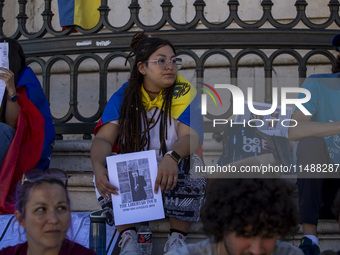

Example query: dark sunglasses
[21,168,68,186]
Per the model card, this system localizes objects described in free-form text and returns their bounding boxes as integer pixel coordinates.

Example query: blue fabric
[17,67,55,169]
[0,123,15,167]
[100,81,204,144]
[57,0,75,27]
[101,82,127,125]
[297,72,340,163]
[177,90,204,144]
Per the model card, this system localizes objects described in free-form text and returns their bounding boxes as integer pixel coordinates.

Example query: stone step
[50,140,340,254]
[63,171,340,254]
[109,220,340,254]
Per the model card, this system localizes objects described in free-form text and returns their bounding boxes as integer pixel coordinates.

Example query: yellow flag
[74,0,100,29]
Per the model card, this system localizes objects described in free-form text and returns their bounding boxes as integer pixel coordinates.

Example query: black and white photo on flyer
[106,150,165,226]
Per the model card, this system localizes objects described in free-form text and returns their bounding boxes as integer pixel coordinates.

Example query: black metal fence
[1,0,340,139]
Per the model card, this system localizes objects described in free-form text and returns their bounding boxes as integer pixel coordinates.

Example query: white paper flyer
[106,150,165,226]
[0,42,8,108]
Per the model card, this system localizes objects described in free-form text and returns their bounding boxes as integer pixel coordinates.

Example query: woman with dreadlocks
[90,32,205,254]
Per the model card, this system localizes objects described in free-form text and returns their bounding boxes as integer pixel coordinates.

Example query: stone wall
[2,1,336,127]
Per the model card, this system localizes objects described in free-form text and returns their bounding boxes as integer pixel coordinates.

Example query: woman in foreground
[0,168,97,255]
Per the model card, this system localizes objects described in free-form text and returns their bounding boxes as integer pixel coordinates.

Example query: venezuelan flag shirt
[94,74,203,162]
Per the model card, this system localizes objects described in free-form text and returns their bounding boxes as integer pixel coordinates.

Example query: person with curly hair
[166,178,303,255]
[90,32,205,254]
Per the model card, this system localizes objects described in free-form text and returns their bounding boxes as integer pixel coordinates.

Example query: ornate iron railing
[1,0,339,138]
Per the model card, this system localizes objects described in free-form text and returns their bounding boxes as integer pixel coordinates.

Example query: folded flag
[57,0,101,29]
[0,67,55,214]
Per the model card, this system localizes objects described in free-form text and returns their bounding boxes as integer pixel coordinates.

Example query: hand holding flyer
[0,42,8,108]
[106,150,165,226]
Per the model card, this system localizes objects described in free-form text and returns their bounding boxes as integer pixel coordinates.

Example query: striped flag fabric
[57,0,101,29]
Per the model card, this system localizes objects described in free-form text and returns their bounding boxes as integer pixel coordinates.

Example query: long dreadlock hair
[118,32,177,153]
